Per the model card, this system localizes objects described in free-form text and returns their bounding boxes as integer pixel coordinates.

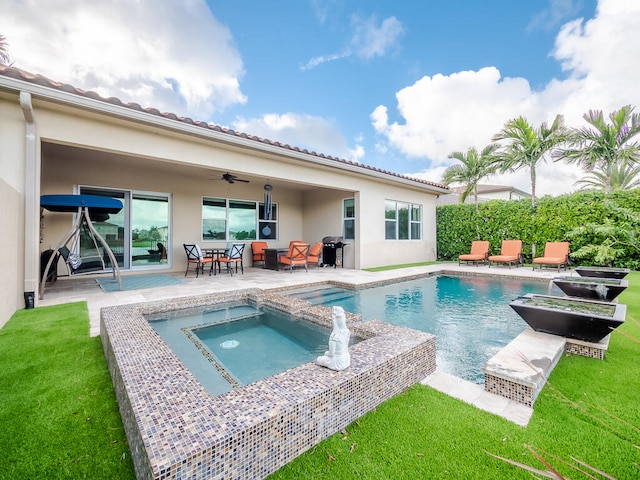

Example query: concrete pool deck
[40,262,565,427]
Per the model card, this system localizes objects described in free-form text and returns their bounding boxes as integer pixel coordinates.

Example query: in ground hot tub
[148,303,359,393]
[101,289,435,480]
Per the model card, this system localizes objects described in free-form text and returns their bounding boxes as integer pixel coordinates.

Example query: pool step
[481,328,565,407]
[288,287,353,304]
[482,329,612,407]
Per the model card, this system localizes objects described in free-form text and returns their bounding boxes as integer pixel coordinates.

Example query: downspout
[20,91,38,308]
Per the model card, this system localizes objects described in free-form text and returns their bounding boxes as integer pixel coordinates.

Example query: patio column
[20,91,39,308]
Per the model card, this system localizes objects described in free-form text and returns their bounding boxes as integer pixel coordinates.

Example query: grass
[364,261,442,272]
[0,303,135,479]
[1,274,639,479]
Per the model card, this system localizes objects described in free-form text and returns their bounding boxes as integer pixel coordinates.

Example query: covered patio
[1,66,449,326]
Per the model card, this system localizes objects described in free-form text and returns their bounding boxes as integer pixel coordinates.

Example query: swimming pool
[286,274,555,383]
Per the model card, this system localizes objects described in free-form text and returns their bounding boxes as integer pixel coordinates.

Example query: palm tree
[554,105,640,194]
[0,34,13,66]
[441,144,499,212]
[492,114,567,207]
[574,158,640,192]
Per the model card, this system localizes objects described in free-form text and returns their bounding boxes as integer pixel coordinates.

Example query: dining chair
[217,243,245,275]
[183,244,214,277]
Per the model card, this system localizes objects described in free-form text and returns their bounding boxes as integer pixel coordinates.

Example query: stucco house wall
[0,94,28,325]
[0,66,448,327]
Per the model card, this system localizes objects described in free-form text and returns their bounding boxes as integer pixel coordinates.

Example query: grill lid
[322,236,343,244]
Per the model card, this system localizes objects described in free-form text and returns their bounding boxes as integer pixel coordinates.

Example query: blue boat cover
[40,194,123,213]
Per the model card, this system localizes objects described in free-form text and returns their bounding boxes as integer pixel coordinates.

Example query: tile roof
[451,184,530,196]
[0,65,448,192]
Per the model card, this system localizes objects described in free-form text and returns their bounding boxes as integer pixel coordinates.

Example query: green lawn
[0,302,135,479]
[363,261,442,272]
[1,274,638,479]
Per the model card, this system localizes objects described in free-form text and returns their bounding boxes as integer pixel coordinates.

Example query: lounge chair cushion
[488,240,523,266]
[533,242,570,265]
[459,254,487,261]
[487,254,520,262]
[533,256,566,265]
[533,242,570,268]
[459,241,490,262]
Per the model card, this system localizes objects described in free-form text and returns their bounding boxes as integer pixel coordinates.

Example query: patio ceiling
[41,141,327,193]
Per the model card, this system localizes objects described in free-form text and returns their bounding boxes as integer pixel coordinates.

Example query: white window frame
[343,198,355,240]
[385,199,422,240]
[202,196,279,241]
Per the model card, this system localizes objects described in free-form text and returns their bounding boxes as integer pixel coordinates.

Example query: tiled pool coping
[101,288,436,480]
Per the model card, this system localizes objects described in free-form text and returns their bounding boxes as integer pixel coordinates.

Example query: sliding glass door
[131,194,170,267]
[79,187,170,269]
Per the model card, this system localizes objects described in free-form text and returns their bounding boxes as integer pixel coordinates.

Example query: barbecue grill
[322,236,347,268]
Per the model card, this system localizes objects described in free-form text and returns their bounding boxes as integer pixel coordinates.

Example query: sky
[2,0,640,197]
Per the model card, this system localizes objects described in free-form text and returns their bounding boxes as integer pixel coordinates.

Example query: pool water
[287,275,555,384]
[193,310,329,386]
[149,304,333,395]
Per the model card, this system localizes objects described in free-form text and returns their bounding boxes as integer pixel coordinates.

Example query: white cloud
[0,0,246,118]
[301,52,348,71]
[527,0,583,32]
[0,0,363,164]
[302,14,404,70]
[232,113,359,162]
[349,15,404,60]
[374,0,640,196]
[372,67,538,160]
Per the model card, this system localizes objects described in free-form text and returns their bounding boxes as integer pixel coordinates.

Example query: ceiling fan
[221,172,249,184]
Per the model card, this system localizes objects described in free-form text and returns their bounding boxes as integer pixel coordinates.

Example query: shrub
[436,189,640,267]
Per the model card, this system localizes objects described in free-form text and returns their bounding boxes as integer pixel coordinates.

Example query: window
[202,197,278,241]
[258,202,278,240]
[385,200,421,240]
[411,204,421,240]
[343,198,355,240]
[385,200,397,240]
[229,200,256,240]
[202,198,226,240]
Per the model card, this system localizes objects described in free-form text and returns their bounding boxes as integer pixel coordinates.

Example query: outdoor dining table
[203,248,227,275]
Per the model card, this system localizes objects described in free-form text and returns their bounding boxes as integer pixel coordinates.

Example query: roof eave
[0,71,449,194]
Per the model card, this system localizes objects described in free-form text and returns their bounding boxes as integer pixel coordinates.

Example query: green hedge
[436,189,640,268]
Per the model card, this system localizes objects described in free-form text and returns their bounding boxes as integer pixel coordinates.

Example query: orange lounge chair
[307,242,323,268]
[251,241,268,266]
[279,242,310,273]
[488,240,523,268]
[532,242,570,272]
[458,240,490,266]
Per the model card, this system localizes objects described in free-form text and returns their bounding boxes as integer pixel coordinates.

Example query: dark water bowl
[510,294,626,343]
[553,276,628,301]
[575,266,630,279]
